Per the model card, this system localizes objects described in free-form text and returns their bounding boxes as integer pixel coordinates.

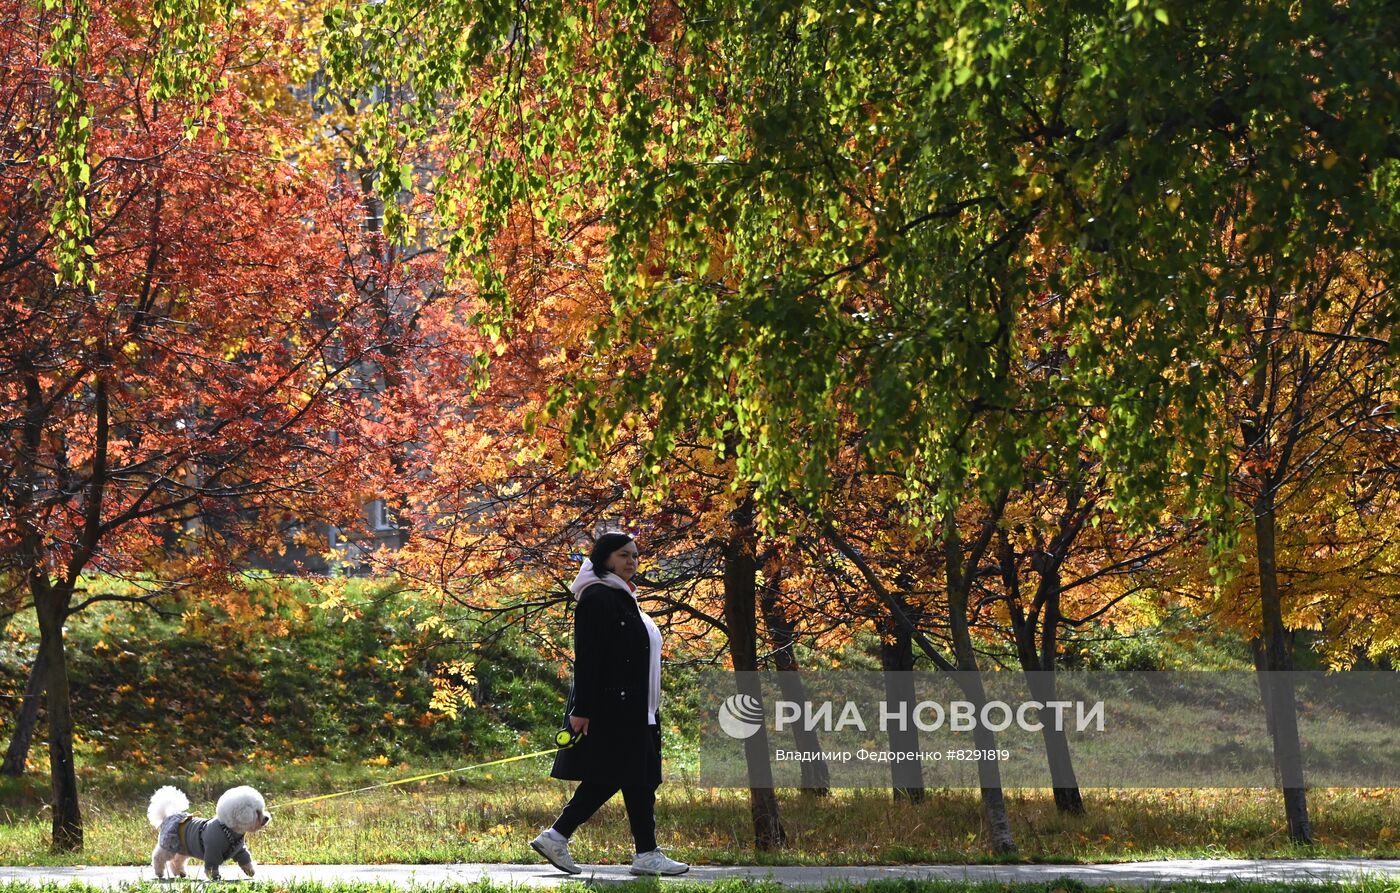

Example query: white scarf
[569,558,662,724]
[569,558,636,598]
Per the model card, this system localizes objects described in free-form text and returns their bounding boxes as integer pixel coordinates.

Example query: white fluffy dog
[148,785,271,880]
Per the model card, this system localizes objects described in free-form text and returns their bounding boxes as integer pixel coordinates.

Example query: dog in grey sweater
[148,785,271,880]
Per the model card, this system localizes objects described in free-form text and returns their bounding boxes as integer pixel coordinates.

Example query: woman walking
[530,532,689,876]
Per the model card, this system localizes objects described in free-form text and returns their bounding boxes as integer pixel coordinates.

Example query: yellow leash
[275,731,579,810]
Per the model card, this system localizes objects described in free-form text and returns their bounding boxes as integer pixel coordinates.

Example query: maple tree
[990,456,1191,813]
[1150,247,1399,842]
[0,0,436,849]
[962,276,1197,816]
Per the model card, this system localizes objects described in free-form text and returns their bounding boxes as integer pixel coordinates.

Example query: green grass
[2,759,1398,866]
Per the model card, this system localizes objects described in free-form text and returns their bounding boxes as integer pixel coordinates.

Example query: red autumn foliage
[0,0,476,847]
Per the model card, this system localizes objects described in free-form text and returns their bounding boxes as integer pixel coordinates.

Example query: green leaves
[42,0,240,288]
[319,0,1400,558]
[40,0,92,286]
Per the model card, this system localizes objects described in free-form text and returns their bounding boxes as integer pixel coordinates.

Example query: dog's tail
[148,786,190,828]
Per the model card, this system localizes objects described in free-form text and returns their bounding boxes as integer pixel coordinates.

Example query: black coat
[550,582,663,787]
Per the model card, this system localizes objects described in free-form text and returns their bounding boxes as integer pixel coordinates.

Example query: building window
[369,499,396,531]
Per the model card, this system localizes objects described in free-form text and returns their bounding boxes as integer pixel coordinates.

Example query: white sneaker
[630,847,689,876]
[529,829,581,874]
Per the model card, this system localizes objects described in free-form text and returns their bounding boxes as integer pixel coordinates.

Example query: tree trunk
[1249,636,1280,784]
[33,578,82,851]
[1037,584,1083,815]
[1,639,48,776]
[1254,493,1312,845]
[759,580,829,796]
[880,624,925,802]
[951,667,1016,855]
[1025,668,1083,814]
[944,515,1017,855]
[723,496,786,850]
[1001,529,1084,815]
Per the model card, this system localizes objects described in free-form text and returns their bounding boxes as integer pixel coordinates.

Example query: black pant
[552,779,658,853]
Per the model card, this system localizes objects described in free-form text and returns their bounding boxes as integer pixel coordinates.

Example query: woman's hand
[568,714,590,736]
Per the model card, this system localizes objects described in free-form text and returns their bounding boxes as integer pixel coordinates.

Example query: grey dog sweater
[157,812,252,872]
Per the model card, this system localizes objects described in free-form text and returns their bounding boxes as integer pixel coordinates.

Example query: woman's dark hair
[589,532,635,573]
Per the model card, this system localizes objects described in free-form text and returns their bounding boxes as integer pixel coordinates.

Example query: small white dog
[148,785,271,880]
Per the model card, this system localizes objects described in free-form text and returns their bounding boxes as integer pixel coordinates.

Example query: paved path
[3,861,1400,888]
